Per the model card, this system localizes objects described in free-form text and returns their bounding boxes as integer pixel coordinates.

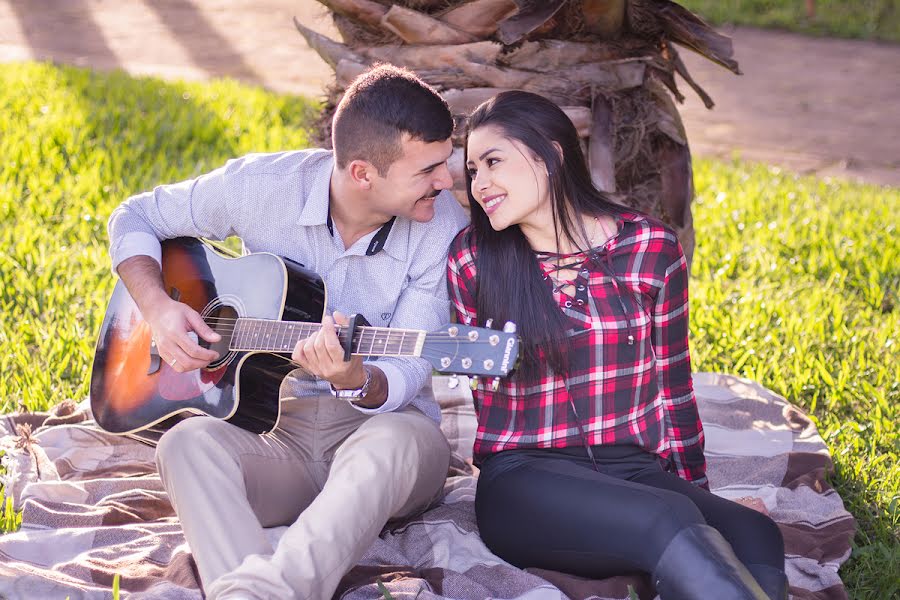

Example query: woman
[447,91,787,600]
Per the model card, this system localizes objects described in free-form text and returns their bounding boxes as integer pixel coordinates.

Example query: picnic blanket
[0,372,856,600]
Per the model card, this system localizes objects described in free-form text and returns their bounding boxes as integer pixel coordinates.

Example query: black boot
[746,563,789,600]
[652,524,768,600]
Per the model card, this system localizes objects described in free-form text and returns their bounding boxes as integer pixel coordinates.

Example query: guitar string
[193,331,506,346]
[205,334,505,346]
[188,330,507,368]
[183,319,513,368]
[196,330,509,360]
[196,316,510,330]
[206,348,496,363]
[194,315,510,330]
[192,317,509,342]
[197,315,508,335]
[207,335,504,353]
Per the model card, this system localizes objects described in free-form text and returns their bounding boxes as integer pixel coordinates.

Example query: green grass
[690,159,899,599]
[2,495,22,533]
[0,62,897,598]
[680,0,900,43]
[0,61,317,413]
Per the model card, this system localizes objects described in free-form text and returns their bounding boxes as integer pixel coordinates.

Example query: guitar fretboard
[230,319,424,356]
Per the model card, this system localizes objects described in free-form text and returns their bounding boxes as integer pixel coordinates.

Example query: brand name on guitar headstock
[501,336,516,374]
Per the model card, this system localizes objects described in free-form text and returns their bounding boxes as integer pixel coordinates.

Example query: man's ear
[348,159,379,190]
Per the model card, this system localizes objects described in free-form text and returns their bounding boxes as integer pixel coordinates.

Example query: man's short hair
[332,64,453,175]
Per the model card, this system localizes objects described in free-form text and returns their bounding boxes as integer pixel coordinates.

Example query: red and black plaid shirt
[447,212,707,486]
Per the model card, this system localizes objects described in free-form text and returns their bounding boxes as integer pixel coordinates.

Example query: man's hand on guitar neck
[291,311,388,409]
[117,255,221,373]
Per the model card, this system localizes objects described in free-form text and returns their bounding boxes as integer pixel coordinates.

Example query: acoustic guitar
[90,238,518,439]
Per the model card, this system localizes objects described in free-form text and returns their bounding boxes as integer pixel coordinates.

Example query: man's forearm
[116,255,171,318]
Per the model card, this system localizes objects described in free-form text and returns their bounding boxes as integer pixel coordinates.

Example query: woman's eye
[467,168,477,178]
[486,158,499,167]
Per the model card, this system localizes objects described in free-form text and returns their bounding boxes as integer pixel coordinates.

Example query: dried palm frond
[301,0,743,263]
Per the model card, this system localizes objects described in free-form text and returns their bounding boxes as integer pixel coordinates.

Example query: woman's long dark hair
[465,91,625,377]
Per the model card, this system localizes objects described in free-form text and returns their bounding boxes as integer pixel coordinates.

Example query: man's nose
[435,163,453,190]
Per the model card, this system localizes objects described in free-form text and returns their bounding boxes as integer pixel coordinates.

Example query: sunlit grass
[690,159,899,599]
[0,62,897,598]
[0,62,317,412]
[1,494,22,533]
[680,0,899,42]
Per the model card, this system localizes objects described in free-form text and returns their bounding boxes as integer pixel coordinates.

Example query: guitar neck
[229,318,425,357]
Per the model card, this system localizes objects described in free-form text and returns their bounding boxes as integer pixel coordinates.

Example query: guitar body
[90,238,326,435]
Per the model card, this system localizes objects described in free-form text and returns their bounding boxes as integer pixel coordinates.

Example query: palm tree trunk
[299,0,743,266]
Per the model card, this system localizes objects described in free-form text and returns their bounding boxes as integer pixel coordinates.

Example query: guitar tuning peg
[484,318,493,329]
[469,376,479,390]
[503,321,517,333]
[490,377,501,391]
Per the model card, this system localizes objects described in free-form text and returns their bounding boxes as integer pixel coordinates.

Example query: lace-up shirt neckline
[534,215,618,301]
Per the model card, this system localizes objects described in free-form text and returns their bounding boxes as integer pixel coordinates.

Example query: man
[107,64,468,600]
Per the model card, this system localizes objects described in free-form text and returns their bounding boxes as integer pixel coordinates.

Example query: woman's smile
[482,193,506,215]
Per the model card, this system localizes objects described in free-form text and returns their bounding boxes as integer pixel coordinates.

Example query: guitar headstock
[422,322,519,379]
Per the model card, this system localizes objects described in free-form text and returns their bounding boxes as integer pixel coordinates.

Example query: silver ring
[170,358,178,367]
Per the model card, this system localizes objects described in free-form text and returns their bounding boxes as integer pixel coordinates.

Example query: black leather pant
[475,445,785,579]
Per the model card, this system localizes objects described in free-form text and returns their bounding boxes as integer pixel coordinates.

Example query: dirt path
[2,0,898,187]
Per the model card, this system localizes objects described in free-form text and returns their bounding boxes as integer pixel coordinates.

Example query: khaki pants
[155,393,450,600]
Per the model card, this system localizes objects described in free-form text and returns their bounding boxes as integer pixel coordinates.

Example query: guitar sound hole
[204,304,238,369]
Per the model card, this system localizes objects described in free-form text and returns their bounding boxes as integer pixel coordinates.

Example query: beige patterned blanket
[0,373,855,599]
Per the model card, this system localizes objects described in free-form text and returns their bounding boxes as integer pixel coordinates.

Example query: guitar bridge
[148,338,162,375]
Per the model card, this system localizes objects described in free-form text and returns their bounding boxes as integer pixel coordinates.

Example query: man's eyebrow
[418,160,445,173]
[418,148,454,173]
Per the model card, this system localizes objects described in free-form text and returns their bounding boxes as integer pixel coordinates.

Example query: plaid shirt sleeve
[653,239,708,488]
[447,229,479,326]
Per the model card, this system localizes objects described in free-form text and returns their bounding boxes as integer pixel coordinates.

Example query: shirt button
[564,300,572,308]
[576,299,584,306]
[577,284,586,291]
